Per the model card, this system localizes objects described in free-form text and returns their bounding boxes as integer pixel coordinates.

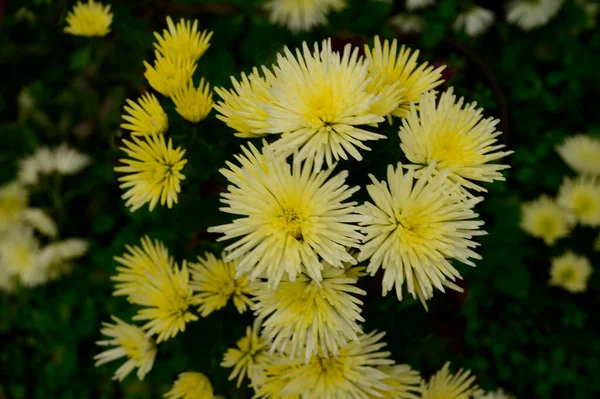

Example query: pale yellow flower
[549,251,593,293]
[39,238,89,281]
[121,93,168,136]
[556,134,600,175]
[377,365,422,399]
[507,0,564,30]
[189,252,255,316]
[264,0,347,32]
[64,0,112,37]
[399,88,512,192]
[421,362,483,399]
[520,195,575,245]
[557,175,600,226]
[171,79,213,123]
[0,228,45,287]
[144,52,196,97]
[94,316,157,381]
[154,16,213,63]
[164,372,214,399]
[0,182,28,233]
[22,208,57,238]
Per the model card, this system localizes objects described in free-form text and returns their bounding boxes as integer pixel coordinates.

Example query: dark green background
[1,0,599,398]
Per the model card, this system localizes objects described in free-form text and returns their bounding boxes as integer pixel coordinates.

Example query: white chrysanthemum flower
[17,144,90,185]
[479,388,516,399]
[421,362,483,399]
[264,0,347,32]
[506,0,564,30]
[389,13,426,34]
[0,227,45,287]
[0,263,15,292]
[557,175,600,226]
[39,238,89,280]
[406,0,436,10]
[23,208,58,238]
[556,134,600,175]
[0,182,28,233]
[358,164,485,305]
[376,364,422,399]
[520,195,575,245]
[53,143,91,175]
[549,251,592,293]
[454,6,495,37]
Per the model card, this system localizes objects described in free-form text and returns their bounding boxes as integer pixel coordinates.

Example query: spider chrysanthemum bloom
[0,182,28,233]
[454,6,495,37]
[222,320,270,387]
[254,331,395,399]
[520,195,575,245]
[171,79,213,123]
[556,134,600,175]
[0,228,45,287]
[94,316,157,381]
[112,237,198,342]
[215,39,387,171]
[154,16,213,63]
[189,252,255,317]
[165,372,214,399]
[253,261,366,362]
[64,0,112,37]
[548,251,592,293]
[377,365,422,399]
[507,0,564,31]
[121,93,168,136]
[557,175,600,226]
[264,0,347,32]
[399,88,512,192]
[364,37,445,119]
[115,134,187,212]
[17,144,90,185]
[144,52,197,97]
[420,362,483,399]
[358,164,486,305]
[208,142,364,287]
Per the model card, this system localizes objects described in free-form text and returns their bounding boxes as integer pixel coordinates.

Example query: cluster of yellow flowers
[0,145,90,291]
[520,133,599,293]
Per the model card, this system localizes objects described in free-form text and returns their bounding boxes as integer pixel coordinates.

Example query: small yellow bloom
[557,175,600,226]
[549,251,593,293]
[94,316,157,381]
[144,52,196,97]
[190,252,255,317]
[154,16,213,63]
[420,362,483,399]
[0,182,28,233]
[365,36,445,119]
[64,0,112,37]
[164,372,214,399]
[171,79,213,123]
[264,0,347,32]
[557,134,600,175]
[0,227,44,287]
[399,88,512,192]
[121,93,168,136]
[377,365,422,399]
[115,134,187,212]
[221,319,270,387]
[520,195,575,245]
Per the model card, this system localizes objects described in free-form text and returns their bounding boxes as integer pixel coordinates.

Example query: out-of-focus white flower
[18,144,91,185]
[507,0,564,30]
[0,227,45,287]
[39,238,89,281]
[23,208,58,238]
[454,6,495,37]
[0,182,28,233]
[478,388,516,399]
[53,143,92,175]
[389,13,426,34]
[406,0,435,10]
[0,264,16,292]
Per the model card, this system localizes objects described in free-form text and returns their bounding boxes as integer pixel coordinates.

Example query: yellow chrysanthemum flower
[549,251,593,293]
[215,39,387,171]
[165,372,214,399]
[254,331,395,399]
[171,79,213,123]
[557,134,600,175]
[94,316,157,381]
[264,0,347,32]
[0,182,28,233]
[420,362,483,399]
[64,0,112,37]
[189,252,255,317]
[357,164,485,306]
[520,195,575,245]
[115,134,187,212]
[253,261,366,362]
[112,237,198,342]
[377,365,422,399]
[0,227,45,287]
[222,320,270,387]
[208,142,364,287]
[399,88,512,192]
[121,93,168,136]
[144,52,197,97]
[154,16,213,63]
[365,36,445,119]
[557,175,600,226]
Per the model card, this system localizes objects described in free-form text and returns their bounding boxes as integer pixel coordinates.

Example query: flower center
[573,192,596,215]
[429,128,479,168]
[280,208,305,241]
[537,215,558,235]
[557,268,575,284]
